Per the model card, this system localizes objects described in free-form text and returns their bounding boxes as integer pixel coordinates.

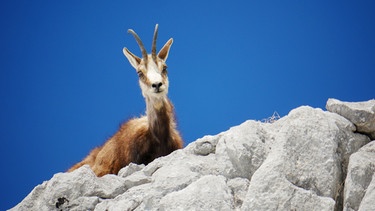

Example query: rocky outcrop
[327,98,375,139]
[11,99,375,211]
[343,141,375,210]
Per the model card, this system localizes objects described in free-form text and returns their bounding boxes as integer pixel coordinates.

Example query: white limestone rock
[10,165,126,211]
[343,141,375,211]
[359,173,375,211]
[159,175,234,210]
[227,177,250,208]
[241,106,369,211]
[326,98,375,139]
[118,163,145,178]
[215,120,268,179]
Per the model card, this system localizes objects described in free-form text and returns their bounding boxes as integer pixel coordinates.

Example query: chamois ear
[158,38,173,61]
[123,47,142,69]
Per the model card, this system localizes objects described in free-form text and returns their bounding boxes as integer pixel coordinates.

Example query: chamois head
[123,24,173,99]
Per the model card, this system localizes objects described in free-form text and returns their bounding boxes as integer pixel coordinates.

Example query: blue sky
[1,1,374,209]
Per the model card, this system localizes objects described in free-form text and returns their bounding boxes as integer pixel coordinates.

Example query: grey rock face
[11,100,374,211]
[343,141,375,211]
[159,175,234,210]
[326,98,375,139]
[241,106,369,211]
[10,165,127,211]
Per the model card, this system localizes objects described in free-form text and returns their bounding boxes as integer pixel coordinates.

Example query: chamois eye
[162,66,168,74]
[137,71,144,78]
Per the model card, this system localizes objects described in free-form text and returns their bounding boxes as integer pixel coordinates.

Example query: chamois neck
[145,95,174,141]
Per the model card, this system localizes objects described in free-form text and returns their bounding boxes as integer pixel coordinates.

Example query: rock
[326,98,375,139]
[118,163,145,178]
[11,100,374,211]
[187,135,219,156]
[343,141,375,211]
[359,173,375,211]
[215,120,268,179]
[10,165,126,211]
[241,106,369,211]
[159,175,234,210]
[227,177,250,208]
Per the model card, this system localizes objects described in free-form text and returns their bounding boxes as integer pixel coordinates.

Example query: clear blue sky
[1,1,374,209]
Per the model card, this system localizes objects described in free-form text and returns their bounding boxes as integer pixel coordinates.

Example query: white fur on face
[147,62,163,85]
[139,58,169,98]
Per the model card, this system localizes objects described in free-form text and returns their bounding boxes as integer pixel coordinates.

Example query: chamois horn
[151,24,159,61]
[128,29,148,62]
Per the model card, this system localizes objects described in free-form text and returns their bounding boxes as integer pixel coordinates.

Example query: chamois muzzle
[152,82,163,93]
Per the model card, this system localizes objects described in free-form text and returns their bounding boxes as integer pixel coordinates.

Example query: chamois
[68,24,183,177]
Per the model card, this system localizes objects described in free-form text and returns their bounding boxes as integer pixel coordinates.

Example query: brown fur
[68,93,183,177]
[68,25,183,177]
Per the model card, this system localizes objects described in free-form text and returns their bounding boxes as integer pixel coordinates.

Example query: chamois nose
[152,82,163,90]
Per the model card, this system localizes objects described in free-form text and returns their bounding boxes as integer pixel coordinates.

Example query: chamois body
[68,25,183,177]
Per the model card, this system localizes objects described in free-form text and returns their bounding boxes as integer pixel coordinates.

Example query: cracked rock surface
[11,99,375,211]
[327,98,375,139]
